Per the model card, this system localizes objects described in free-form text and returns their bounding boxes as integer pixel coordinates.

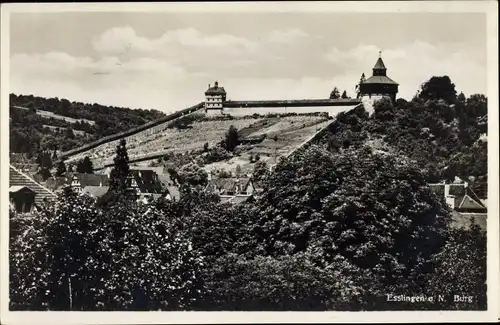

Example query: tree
[224,125,239,152]
[36,151,53,170]
[417,76,457,103]
[177,162,209,190]
[252,161,268,184]
[235,165,242,178]
[56,160,67,177]
[76,156,94,174]
[327,135,341,152]
[10,191,205,311]
[247,145,450,284]
[65,127,75,140]
[108,139,130,192]
[355,73,366,98]
[38,167,52,181]
[341,90,348,99]
[425,222,486,310]
[330,87,341,99]
[457,92,466,103]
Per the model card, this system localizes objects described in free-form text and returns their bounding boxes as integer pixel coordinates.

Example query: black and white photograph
[1,1,498,324]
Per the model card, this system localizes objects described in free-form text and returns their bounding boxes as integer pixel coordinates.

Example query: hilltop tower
[359,52,399,103]
[204,81,227,116]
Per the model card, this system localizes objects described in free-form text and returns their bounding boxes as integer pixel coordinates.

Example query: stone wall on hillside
[224,105,358,118]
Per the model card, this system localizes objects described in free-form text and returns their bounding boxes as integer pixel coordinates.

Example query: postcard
[1,1,498,324]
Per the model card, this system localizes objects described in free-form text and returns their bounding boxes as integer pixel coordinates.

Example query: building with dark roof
[45,173,109,193]
[359,53,399,103]
[9,165,57,213]
[127,170,165,195]
[205,81,227,115]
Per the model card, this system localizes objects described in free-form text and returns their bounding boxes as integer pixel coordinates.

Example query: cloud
[10,26,486,114]
[323,41,486,98]
[265,28,309,44]
[92,26,258,57]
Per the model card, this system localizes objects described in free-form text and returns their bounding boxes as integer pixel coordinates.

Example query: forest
[9,76,488,311]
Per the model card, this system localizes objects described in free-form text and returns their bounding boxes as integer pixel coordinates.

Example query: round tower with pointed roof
[359,52,399,102]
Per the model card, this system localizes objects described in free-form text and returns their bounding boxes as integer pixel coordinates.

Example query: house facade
[205,81,227,116]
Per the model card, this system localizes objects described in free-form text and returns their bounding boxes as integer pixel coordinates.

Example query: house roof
[158,174,174,187]
[9,185,35,193]
[130,170,164,194]
[65,172,109,187]
[362,75,399,85]
[165,186,181,201]
[457,194,487,211]
[429,183,486,212]
[9,165,57,206]
[45,176,68,191]
[205,82,227,96]
[82,186,109,198]
[206,177,252,194]
[373,57,387,70]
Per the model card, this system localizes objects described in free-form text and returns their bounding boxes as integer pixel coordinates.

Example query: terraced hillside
[65,112,332,172]
[202,116,333,176]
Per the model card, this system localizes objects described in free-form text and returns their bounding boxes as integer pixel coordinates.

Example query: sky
[9,11,487,113]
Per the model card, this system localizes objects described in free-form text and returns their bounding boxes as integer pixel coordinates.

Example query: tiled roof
[9,165,57,206]
[362,75,399,85]
[9,185,35,193]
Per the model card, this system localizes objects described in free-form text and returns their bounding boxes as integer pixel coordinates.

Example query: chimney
[208,84,211,88]
[444,184,455,210]
[215,81,219,87]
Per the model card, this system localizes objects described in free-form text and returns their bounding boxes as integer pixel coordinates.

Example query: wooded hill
[314,76,488,197]
[9,93,166,155]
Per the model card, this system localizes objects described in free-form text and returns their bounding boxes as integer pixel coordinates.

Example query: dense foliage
[10,190,204,311]
[9,93,165,156]
[317,76,487,196]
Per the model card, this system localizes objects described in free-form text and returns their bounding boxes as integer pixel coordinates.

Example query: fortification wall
[60,102,204,160]
[361,95,392,115]
[224,105,358,118]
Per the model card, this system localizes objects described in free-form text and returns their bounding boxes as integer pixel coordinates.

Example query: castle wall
[223,105,359,118]
[361,94,391,115]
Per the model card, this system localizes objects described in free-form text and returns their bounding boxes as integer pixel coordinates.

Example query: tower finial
[379,50,382,58]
